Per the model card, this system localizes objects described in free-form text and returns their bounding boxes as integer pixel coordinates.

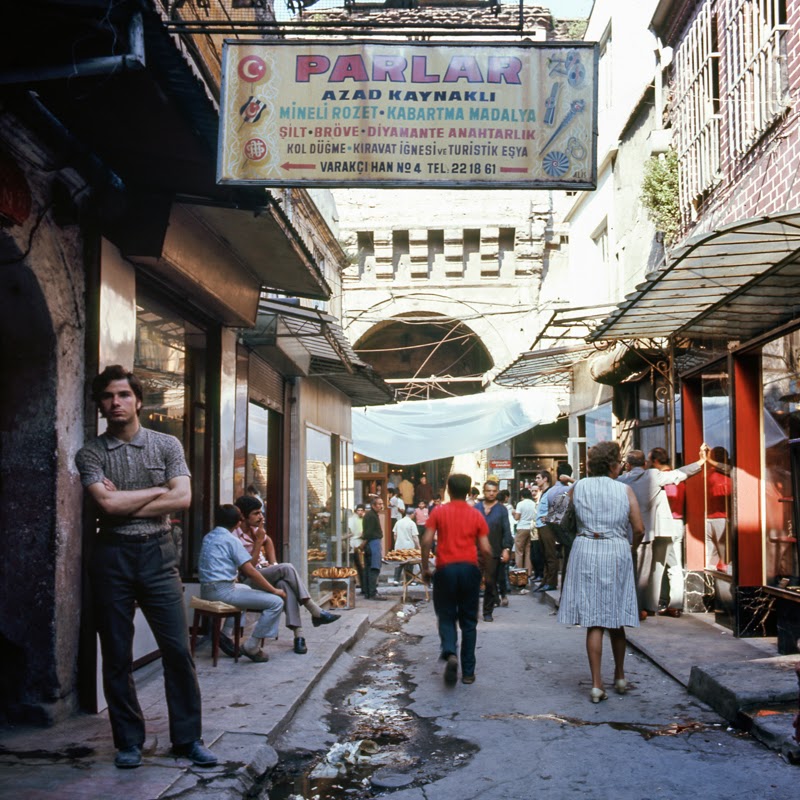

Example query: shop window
[762,333,800,589]
[135,293,209,577]
[306,427,336,599]
[638,373,682,463]
[247,402,270,501]
[340,439,355,568]
[701,370,733,573]
[584,402,612,446]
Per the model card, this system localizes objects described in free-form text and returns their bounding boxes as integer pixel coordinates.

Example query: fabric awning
[352,389,560,464]
[588,212,800,343]
[494,345,597,387]
[242,299,394,406]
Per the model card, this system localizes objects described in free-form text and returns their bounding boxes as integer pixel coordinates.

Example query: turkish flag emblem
[238,55,267,83]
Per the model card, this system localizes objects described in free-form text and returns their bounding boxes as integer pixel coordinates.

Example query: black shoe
[443,654,458,685]
[173,739,218,767]
[218,633,236,658]
[483,614,494,622]
[312,610,341,627]
[293,636,308,654]
[114,745,142,769]
[369,595,387,601]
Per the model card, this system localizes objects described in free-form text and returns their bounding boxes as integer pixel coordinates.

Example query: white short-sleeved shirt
[515,497,537,531]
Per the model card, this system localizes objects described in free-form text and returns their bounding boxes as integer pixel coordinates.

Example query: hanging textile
[352,389,560,465]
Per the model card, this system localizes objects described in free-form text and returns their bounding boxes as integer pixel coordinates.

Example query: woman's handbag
[556,500,579,550]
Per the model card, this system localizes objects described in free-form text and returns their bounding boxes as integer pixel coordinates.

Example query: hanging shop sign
[218,40,597,189]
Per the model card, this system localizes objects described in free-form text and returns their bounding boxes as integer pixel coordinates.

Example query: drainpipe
[0,12,145,85]
[15,91,127,220]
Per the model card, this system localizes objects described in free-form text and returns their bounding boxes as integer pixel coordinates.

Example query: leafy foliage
[641,148,680,247]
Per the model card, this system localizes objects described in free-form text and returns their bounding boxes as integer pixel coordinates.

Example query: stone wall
[0,113,87,723]
[335,187,553,376]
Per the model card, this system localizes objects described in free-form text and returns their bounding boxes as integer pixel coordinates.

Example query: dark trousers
[530,539,544,579]
[364,538,382,598]
[433,562,481,677]
[91,532,202,750]
[482,555,504,617]
[538,524,560,588]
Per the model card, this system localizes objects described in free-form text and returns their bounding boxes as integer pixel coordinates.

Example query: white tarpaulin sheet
[352,389,560,465]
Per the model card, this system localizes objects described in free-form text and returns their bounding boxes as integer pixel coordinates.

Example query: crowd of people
[417,442,715,699]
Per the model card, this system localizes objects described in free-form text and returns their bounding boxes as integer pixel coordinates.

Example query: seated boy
[198,504,285,662]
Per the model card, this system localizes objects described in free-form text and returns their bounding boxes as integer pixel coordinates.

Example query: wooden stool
[189,596,245,666]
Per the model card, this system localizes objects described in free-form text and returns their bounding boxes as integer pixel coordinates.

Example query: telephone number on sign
[450,162,496,174]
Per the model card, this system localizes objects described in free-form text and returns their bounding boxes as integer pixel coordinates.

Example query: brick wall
[676,0,800,234]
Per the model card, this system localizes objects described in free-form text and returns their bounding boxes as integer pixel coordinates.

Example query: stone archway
[0,260,60,723]
[354,312,494,400]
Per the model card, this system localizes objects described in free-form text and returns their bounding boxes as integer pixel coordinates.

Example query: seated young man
[234,496,340,655]
[198,504,285,663]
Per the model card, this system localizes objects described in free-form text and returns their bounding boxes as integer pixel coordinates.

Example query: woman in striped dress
[558,441,644,703]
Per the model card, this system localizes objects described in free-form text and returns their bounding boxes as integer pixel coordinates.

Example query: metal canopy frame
[492,303,620,388]
[493,344,596,387]
[588,211,800,344]
[164,0,535,36]
[244,299,394,404]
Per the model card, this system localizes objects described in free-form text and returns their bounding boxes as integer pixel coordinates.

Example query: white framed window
[674,2,721,214]
[726,0,789,157]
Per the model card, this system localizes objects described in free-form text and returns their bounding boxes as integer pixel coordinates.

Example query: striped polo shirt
[75,426,190,536]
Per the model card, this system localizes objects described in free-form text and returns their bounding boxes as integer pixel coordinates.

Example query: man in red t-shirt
[421,473,491,686]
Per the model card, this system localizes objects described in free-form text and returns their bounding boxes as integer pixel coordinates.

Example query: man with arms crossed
[421,474,491,686]
[75,365,216,769]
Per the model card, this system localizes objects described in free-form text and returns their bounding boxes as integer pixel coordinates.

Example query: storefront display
[135,293,209,576]
[762,333,800,591]
[700,370,733,573]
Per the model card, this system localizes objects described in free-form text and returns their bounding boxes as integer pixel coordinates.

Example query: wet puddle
[482,712,713,740]
[269,607,477,799]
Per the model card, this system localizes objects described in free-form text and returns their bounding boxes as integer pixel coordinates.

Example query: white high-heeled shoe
[614,678,628,695]
[590,687,608,703]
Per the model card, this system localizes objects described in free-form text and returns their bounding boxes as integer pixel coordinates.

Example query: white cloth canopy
[351,389,560,465]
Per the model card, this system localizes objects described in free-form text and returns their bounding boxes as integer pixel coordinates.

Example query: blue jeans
[201,581,284,639]
[433,562,481,677]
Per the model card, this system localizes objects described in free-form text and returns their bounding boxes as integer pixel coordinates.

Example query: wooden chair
[189,596,245,666]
